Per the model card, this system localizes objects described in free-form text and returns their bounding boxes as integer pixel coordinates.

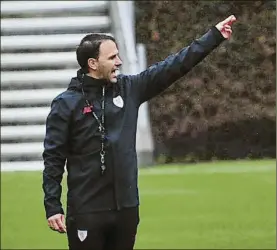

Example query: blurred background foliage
[135,0,276,163]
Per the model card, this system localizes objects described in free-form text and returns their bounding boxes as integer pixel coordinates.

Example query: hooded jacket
[42,27,225,223]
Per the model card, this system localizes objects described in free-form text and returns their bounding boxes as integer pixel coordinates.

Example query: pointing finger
[223,15,237,25]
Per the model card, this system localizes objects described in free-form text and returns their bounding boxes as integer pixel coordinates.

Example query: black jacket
[42,27,225,222]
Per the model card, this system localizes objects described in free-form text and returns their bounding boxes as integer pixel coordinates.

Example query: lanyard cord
[99,86,106,174]
[81,75,106,175]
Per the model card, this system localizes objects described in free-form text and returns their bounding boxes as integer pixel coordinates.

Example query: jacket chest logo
[113,95,124,108]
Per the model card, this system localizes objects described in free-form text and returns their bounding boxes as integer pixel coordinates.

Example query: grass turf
[1,159,276,249]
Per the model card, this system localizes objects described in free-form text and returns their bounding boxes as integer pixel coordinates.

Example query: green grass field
[1,160,276,249]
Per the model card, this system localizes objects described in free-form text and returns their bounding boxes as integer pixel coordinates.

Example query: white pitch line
[1,161,275,174]
[139,164,276,176]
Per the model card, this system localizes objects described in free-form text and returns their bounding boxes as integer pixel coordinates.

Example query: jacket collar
[68,69,112,93]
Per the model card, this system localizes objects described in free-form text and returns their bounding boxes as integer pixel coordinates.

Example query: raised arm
[130,15,236,105]
[42,95,71,222]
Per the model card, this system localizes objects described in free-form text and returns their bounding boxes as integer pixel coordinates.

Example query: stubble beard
[110,77,118,83]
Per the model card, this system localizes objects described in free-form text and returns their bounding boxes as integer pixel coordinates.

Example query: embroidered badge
[83,105,93,114]
[77,230,88,242]
[113,95,124,108]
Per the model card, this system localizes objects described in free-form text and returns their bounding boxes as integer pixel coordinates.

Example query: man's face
[90,40,122,83]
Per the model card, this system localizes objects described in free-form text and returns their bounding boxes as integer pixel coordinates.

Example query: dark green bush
[135,0,276,163]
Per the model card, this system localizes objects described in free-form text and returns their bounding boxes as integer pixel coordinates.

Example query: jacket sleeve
[42,96,71,219]
[130,26,226,105]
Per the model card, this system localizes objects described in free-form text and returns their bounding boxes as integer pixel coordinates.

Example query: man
[42,15,236,250]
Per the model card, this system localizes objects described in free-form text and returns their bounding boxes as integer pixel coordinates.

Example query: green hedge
[135,0,276,162]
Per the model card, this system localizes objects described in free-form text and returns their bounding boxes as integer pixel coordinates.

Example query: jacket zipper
[105,87,120,210]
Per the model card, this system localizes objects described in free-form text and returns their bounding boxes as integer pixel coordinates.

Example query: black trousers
[66,207,139,250]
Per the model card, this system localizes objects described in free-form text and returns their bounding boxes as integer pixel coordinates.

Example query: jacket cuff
[210,26,226,43]
[46,207,64,219]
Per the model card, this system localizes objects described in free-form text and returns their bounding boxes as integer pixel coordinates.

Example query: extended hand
[215,15,237,39]
[47,213,67,233]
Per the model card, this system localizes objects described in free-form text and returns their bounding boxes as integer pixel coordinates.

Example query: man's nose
[116,56,122,67]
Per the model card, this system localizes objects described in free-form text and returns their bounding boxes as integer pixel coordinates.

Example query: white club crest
[113,95,124,108]
[77,230,87,242]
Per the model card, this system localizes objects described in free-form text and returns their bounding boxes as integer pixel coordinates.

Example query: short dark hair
[76,33,117,72]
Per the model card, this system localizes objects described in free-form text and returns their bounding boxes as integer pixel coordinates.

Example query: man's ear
[88,58,98,71]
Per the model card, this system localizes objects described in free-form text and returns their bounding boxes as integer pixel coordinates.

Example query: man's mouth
[111,69,119,78]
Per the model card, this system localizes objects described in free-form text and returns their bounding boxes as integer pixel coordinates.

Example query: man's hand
[47,213,67,233]
[215,15,237,39]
